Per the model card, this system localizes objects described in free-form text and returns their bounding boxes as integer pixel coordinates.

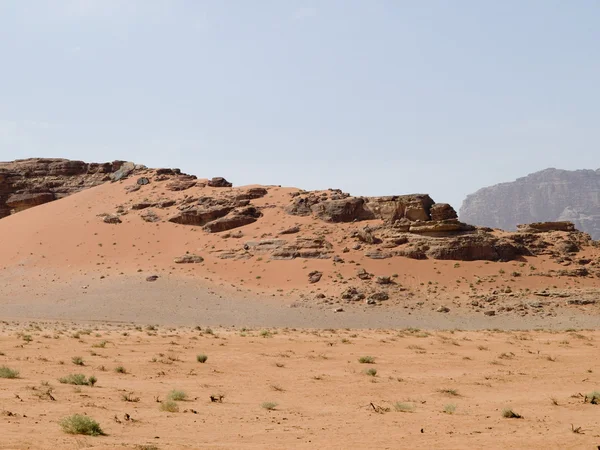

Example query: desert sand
[1,167,600,448]
[1,323,600,449]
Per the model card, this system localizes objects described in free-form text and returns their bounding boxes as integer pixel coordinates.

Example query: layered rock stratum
[0,158,143,218]
[460,168,600,240]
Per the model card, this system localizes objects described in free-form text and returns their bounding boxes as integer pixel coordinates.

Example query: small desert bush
[167,390,187,401]
[0,366,19,379]
[438,388,460,396]
[60,414,104,436]
[358,356,375,364]
[196,354,208,363]
[443,404,457,414]
[121,392,140,402]
[59,374,95,386]
[394,402,415,413]
[114,366,127,374]
[502,408,522,418]
[261,402,278,410]
[160,400,179,412]
[71,356,85,366]
[586,391,600,404]
[365,368,377,377]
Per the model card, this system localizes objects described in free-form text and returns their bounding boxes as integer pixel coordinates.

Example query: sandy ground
[1,322,599,449]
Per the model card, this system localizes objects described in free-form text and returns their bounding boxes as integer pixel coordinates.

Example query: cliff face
[460,168,600,239]
[0,158,139,218]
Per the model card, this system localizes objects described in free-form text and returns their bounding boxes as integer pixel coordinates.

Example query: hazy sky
[1,1,599,209]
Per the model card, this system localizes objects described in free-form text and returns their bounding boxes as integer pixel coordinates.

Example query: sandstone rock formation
[0,158,141,218]
[460,168,600,240]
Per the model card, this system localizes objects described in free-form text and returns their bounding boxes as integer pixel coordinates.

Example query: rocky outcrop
[168,206,233,226]
[285,191,468,238]
[516,221,576,233]
[208,177,233,188]
[202,206,262,233]
[0,158,142,219]
[460,168,600,240]
[174,254,204,263]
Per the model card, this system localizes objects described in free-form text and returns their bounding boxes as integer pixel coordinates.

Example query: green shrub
[167,390,187,401]
[261,402,278,410]
[160,400,179,412]
[71,356,84,366]
[358,356,375,364]
[394,402,415,413]
[60,414,104,435]
[58,374,94,386]
[196,354,208,363]
[0,366,19,379]
[114,366,127,374]
[365,368,377,377]
[443,404,456,414]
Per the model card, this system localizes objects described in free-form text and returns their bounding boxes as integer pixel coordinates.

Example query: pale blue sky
[1,0,599,209]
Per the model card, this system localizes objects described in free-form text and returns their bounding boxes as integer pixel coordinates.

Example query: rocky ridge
[0,158,144,218]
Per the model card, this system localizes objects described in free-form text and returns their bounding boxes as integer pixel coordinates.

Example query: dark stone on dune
[370,292,389,301]
[202,206,262,233]
[208,177,232,188]
[166,179,197,191]
[279,225,300,235]
[235,187,268,200]
[146,275,159,282]
[140,209,160,223]
[156,168,181,176]
[308,271,323,283]
[174,254,204,263]
[168,206,233,226]
[103,214,122,224]
[131,202,153,210]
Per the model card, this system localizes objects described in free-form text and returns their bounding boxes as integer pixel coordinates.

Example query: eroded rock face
[208,177,233,188]
[202,206,262,233]
[168,206,233,226]
[0,158,141,218]
[516,222,576,233]
[460,168,600,240]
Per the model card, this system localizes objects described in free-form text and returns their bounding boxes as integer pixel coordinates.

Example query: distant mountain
[460,168,600,240]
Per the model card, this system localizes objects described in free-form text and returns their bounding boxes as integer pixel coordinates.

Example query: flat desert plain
[1,322,599,449]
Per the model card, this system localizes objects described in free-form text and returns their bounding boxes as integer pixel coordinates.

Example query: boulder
[140,210,160,223]
[208,177,232,188]
[202,206,262,233]
[166,179,197,191]
[430,203,458,221]
[235,187,268,200]
[103,215,122,224]
[308,271,323,283]
[310,197,374,222]
[168,206,233,226]
[174,254,204,263]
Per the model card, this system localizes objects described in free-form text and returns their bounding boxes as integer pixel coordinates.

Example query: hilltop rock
[208,177,232,188]
[460,168,600,239]
[0,158,142,218]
